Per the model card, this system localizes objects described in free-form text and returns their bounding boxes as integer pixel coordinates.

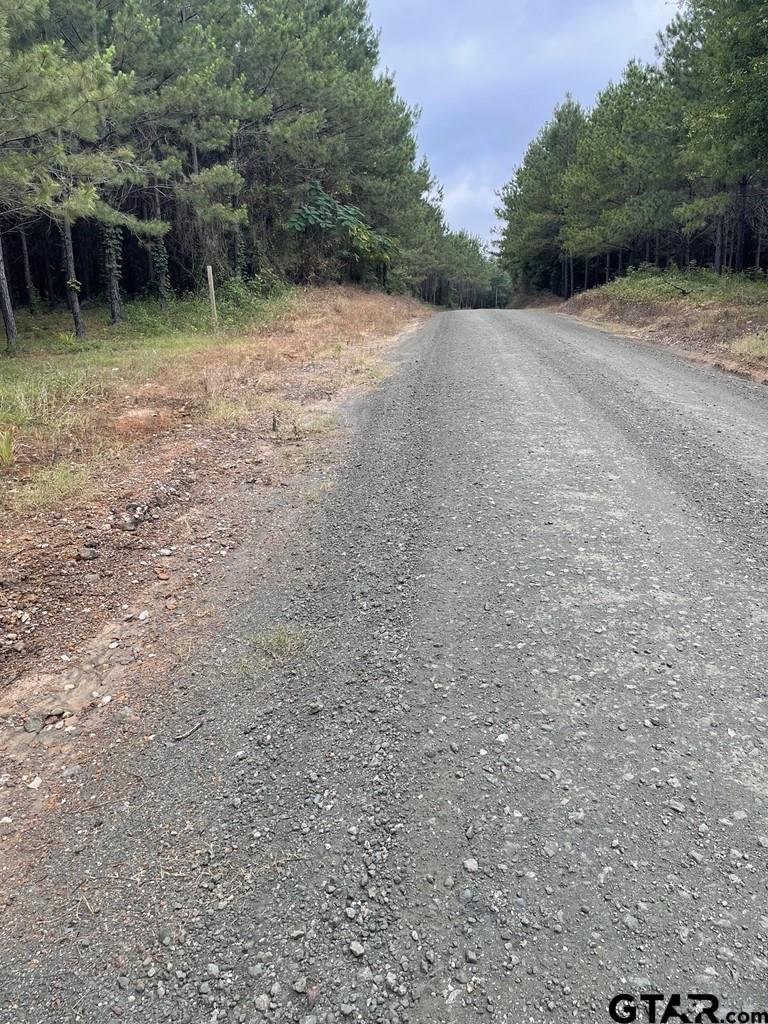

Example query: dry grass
[564,269,768,373]
[0,285,426,516]
[250,625,309,661]
[730,331,768,360]
[0,430,12,467]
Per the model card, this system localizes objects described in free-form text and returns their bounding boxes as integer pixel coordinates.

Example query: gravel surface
[3,309,768,1022]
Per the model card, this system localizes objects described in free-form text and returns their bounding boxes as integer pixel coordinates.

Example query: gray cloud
[368,0,676,241]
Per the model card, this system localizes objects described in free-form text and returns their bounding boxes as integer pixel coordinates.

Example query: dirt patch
[562,290,768,383]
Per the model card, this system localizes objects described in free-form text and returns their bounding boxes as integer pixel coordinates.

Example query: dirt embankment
[562,287,768,384]
[0,287,428,722]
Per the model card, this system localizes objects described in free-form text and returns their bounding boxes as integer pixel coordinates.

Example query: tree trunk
[152,185,169,302]
[605,251,611,283]
[735,176,748,272]
[104,225,123,325]
[644,237,650,263]
[0,234,18,352]
[618,248,624,275]
[726,214,735,270]
[44,246,56,307]
[18,227,36,311]
[755,209,764,271]
[583,258,589,291]
[61,215,85,338]
[654,232,660,267]
[714,215,723,274]
[569,255,574,297]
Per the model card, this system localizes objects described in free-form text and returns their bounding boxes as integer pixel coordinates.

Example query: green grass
[205,396,255,423]
[7,461,97,510]
[0,285,295,438]
[595,265,768,307]
[302,410,341,435]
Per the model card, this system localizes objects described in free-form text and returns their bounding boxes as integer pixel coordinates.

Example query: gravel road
[3,310,768,1023]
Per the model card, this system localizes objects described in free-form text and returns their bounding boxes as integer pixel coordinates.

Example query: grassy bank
[1,285,293,429]
[0,284,426,513]
[563,267,768,373]
[0,284,294,502]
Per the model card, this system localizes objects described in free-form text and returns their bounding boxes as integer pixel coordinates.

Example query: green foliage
[0,0,502,348]
[499,0,768,296]
[287,180,397,281]
[600,264,768,306]
[497,96,585,293]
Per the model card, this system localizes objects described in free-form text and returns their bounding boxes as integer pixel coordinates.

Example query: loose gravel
[2,310,768,1022]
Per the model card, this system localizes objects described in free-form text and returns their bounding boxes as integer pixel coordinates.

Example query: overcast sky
[367,0,678,244]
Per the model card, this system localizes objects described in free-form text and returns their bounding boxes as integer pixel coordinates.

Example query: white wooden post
[206,264,218,329]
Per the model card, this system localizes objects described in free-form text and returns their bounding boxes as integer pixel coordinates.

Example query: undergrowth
[0,281,294,440]
[592,266,768,307]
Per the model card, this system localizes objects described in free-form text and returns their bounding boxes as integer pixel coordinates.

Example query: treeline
[0,0,501,351]
[497,0,768,296]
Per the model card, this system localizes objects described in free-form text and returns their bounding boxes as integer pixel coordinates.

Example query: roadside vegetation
[0,286,292,487]
[592,267,768,308]
[0,0,515,510]
[565,265,768,376]
[0,0,507,364]
[497,0,768,298]
[0,285,423,512]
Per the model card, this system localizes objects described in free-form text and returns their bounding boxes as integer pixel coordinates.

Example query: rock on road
[3,310,768,1023]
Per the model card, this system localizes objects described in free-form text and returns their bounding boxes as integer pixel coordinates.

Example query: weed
[231,655,256,681]
[304,478,336,504]
[370,363,392,383]
[206,397,253,422]
[730,332,768,359]
[596,266,768,308]
[302,411,341,435]
[250,625,308,662]
[9,461,97,511]
[0,429,12,467]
